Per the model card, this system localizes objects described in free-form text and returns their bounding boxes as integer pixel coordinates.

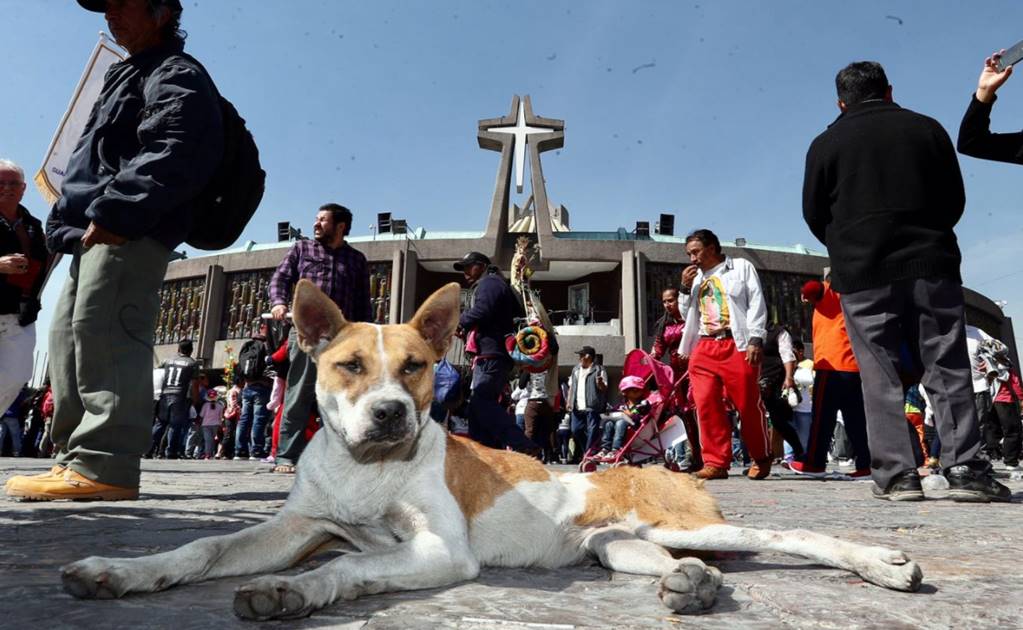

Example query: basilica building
[154,96,1016,381]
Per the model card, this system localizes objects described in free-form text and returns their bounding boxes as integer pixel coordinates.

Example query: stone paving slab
[1,458,1021,629]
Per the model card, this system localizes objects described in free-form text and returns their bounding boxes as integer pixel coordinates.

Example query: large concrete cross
[477,96,564,258]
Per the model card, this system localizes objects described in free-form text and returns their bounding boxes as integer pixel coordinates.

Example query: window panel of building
[219,270,274,340]
[156,277,206,345]
[369,262,393,324]
[644,263,682,336]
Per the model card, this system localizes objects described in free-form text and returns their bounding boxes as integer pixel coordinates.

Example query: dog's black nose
[371,400,407,429]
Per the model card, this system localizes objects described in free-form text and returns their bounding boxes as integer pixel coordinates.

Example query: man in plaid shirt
[268,203,371,472]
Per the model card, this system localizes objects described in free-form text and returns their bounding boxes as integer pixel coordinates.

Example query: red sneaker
[788,460,827,478]
[847,468,872,480]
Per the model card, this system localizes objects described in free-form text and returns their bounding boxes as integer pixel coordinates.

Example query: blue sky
[2,0,1022,363]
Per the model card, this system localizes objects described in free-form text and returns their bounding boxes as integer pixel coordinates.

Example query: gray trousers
[49,239,169,487]
[276,329,317,466]
[839,277,986,489]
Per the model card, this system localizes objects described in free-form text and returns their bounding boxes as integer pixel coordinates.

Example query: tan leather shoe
[693,466,729,480]
[10,465,66,480]
[747,458,772,480]
[5,468,138,501]
[3,465,66,489]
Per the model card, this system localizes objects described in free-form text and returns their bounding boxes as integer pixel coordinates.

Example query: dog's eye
[336,360,362,374]
[401,360,426,375]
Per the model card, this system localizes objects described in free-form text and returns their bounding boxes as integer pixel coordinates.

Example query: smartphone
[996,39,1023,72]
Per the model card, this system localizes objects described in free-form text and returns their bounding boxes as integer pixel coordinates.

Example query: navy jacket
[459,271,524,358]
[47,41,223,253]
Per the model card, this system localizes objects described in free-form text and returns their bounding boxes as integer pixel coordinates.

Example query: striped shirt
[269,240,372,322]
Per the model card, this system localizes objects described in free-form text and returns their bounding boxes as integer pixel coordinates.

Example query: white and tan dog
[61,280,923,620]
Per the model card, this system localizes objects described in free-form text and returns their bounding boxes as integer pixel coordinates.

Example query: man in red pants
[678,229,771,480]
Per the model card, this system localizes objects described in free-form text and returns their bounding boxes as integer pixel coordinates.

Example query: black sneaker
[871,469,925,502]
[945,465,1012,503]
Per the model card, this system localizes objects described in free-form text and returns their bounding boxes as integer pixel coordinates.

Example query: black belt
[700,330,733,340]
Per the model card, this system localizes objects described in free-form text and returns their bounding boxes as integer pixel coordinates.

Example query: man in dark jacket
[958,49,1023,164]
[566,345,608,461]
[6,0,223,501]
[803,61,1009,503]
[0,159,48,418]
[455,251,537,454]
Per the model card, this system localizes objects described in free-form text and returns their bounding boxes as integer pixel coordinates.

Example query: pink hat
[619,375,646,392]
[205,389,218,401]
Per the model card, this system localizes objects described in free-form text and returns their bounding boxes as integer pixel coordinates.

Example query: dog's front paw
[61,557,133,599]
[234,577,314,621]
[853,547,923,592]
[658,557,722,614]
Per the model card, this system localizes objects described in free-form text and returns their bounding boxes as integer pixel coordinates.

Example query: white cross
[487,100,557,193]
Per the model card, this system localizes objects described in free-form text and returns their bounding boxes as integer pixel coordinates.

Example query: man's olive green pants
[49,238,169,488]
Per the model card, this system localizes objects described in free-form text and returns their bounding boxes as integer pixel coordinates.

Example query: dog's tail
[636,523,923,592]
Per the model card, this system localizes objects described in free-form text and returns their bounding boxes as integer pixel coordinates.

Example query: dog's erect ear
[291,279,348,359]
[409,282,461,359]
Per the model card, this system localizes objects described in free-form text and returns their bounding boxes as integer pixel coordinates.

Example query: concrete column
[197,264,225,366]
[635,251,649,349]
[399,248,419,323]
[621,250,638,351]
[388,249,404,324]
[396,248,417,323]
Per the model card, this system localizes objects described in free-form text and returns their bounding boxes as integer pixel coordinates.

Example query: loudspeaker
[656,213,675,236]
[377,212,392,233]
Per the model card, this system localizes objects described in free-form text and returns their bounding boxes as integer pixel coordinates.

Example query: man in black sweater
[958,49,1023,164]
[803,61,1009,503]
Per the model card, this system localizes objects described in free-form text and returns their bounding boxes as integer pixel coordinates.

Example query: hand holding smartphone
[996,40,1023,72]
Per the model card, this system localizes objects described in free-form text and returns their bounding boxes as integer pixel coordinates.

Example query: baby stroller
[579,349,691,472]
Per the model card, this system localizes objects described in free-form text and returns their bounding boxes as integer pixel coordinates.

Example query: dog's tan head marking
[291,280,462,463]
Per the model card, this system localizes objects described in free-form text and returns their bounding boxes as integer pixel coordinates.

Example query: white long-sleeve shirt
[678,256,767,354]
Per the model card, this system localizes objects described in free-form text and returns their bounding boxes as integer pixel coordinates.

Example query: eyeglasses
[0,181,25,188]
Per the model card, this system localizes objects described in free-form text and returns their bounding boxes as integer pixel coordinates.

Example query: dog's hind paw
[853,547,923,592]
[658,557,722,614]
[234,577,314,621]
[61,557,131,599]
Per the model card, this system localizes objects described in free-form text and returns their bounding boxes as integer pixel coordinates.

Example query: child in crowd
[555,413,572,464]
[511,372,530,432]
[265,332,290,464]
[904,384,929,467]
[787,340,814,464]
[199,389,225,460]
[597,376,650,457]
[216,383,242,459]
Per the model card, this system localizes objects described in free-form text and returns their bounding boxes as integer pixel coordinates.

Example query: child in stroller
[595,376,651,457]
[579,349,690,471]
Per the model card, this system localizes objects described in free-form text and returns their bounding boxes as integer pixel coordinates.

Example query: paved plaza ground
[1,457,1021,629]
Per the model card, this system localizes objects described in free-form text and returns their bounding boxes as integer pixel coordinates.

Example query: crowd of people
[1,0,1020,508]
